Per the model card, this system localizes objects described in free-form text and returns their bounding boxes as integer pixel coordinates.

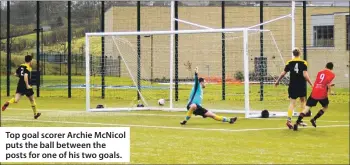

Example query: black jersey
[284,58,308,87]
[16,64,32,88]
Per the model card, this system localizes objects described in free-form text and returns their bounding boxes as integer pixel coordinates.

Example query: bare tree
[184,61,192,79]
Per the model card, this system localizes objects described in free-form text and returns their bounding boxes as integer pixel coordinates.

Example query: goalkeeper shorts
[187,103,208,118]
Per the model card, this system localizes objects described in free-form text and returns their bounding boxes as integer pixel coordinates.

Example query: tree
[1,37,17,52]
[184,61,192,79]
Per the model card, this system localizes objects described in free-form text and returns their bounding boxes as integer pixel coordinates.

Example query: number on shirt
[294,63,299,73]
[319,73,325,83]
[20,67,24,76]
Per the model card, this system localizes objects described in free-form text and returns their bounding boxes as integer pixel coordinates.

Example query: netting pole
[174,1,179,102]
[0,0,1,101]
[85,35,90,111]
[137,1,141,101]
[101,1,105,99]
[303,1,307,93]
[36,1,40,97]
[6,1,10,97]
[170,1,175,109]
[259,1,264,101]
[291,1,295,58]
[221,1,226,101]
[243,29,250,118]
[118,56,121,77]
[68,1,72,98]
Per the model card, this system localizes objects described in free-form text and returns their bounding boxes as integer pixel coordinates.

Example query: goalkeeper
[180,67,237,125]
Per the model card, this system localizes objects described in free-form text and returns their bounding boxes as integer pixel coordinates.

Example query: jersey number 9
[319,73,325,83]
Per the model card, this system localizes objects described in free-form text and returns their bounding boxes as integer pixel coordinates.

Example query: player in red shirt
[293,62,335,131]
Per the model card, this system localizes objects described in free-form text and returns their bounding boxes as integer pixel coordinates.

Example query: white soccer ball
[158,99,165,106]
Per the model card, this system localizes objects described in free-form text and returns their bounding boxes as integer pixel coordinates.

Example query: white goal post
[85,1,297,118]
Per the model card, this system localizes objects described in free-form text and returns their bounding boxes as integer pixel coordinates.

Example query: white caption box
[0,127,130,163]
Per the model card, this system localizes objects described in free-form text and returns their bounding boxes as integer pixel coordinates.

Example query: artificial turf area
[1,76,349,164]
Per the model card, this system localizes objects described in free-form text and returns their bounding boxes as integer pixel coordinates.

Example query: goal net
[86,31,291,117]
[85,4,295,118]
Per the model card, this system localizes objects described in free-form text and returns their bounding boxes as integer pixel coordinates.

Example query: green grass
[1,75,349,164]
[1,99,349,164]
[2,75,348,109]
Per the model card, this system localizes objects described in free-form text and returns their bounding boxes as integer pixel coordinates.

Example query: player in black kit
[275,48,313,129]
[2,55,41,119]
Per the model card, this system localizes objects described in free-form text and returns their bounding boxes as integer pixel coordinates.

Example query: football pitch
[1,95,349,164]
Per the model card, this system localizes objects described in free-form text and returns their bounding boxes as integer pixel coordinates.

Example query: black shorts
[16,87,34,97]
[187,104,208,118]
[306,96,329,107]
[288,86,306,99]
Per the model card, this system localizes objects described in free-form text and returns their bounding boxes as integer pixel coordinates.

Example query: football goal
[85,1,297,118]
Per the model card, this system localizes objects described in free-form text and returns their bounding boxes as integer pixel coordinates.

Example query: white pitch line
[6,108,350,123]
[7,108,186,117]
[9,108,83,113]
[2,118,349,133]
[249,118,349,123]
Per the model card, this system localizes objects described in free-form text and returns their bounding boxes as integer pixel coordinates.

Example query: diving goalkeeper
[180,67,237,125]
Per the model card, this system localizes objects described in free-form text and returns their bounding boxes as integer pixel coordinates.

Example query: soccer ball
[158,99,165,106]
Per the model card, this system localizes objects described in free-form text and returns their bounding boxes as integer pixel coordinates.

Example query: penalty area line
[2,118,349,133]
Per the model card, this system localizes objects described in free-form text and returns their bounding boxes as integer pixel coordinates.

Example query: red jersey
[311,69,335,99]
